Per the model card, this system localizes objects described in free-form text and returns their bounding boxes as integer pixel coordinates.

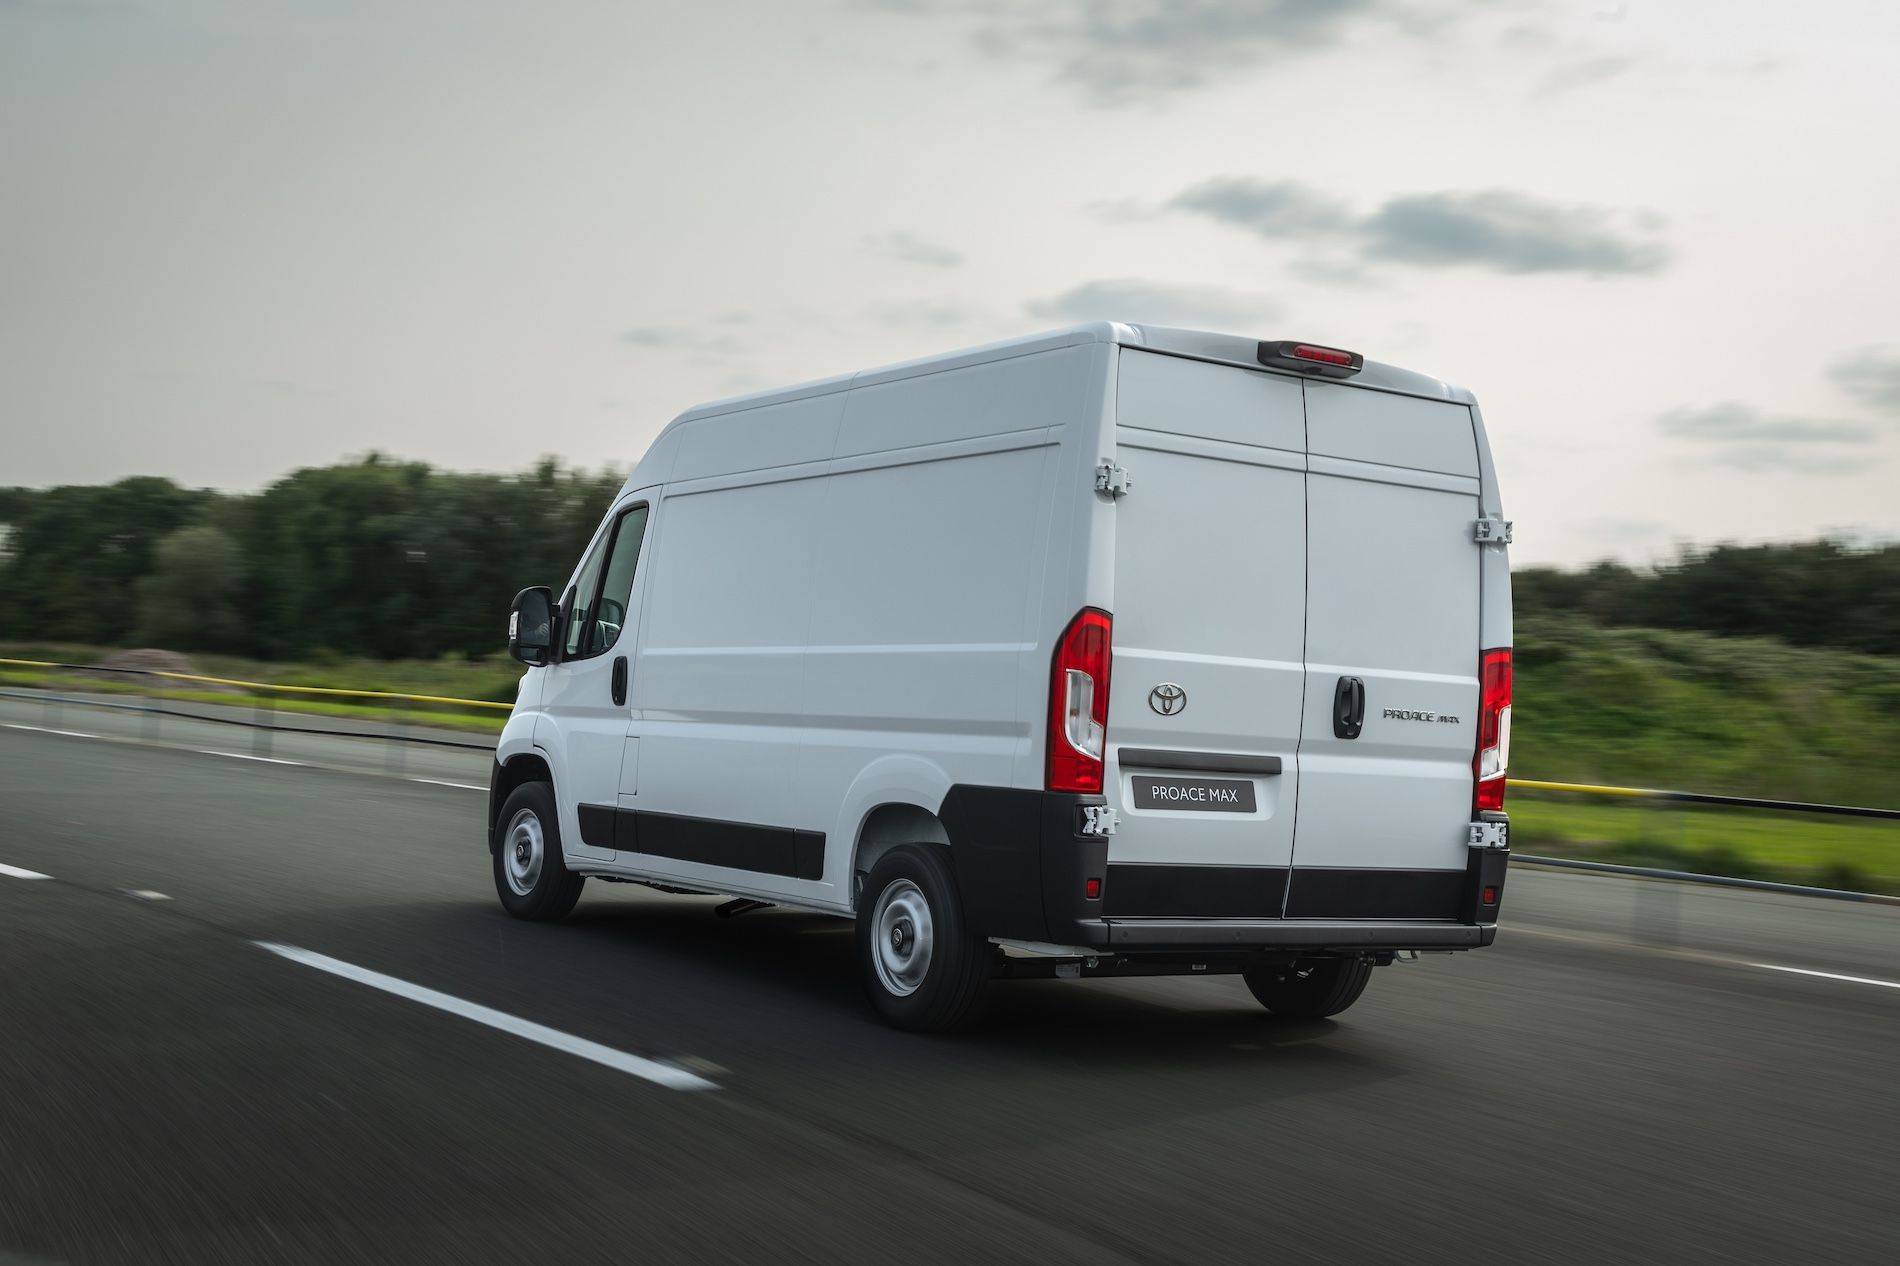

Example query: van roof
[624,323,1473,493]
[667,323,1470,427]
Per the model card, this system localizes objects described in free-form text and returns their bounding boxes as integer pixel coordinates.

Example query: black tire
[492,781,586,921]
[1242,957,1374,1018]
[855,845,991,1032]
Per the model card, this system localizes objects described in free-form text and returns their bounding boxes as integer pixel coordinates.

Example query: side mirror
[509,586,554,666]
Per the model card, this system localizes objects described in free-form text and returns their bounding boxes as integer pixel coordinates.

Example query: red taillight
[1292,344,1353,366]
[1047,607,1113,794]
[1085,877,1102,901]
[1256,340,1364,378]
[1474,647,1513,813]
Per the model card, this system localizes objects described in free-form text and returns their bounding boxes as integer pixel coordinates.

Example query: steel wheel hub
[871,878,934,998]
[503,807,545,897]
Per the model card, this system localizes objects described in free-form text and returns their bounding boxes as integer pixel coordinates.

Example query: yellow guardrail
[1508,778,1651,799]
[0,658,513,712]
[4,656,1898,818]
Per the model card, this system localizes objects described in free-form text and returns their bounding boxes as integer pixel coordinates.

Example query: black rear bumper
[1098,919,1496,951]
[938,784,1506,954]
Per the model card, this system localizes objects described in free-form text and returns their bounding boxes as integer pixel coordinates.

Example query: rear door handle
[611,656,628,707]
[1333,676,1365,740]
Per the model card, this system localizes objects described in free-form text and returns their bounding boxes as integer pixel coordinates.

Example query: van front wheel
[492,782,585,921]
[856,845,990,1032]
[1242,957,1373,1018]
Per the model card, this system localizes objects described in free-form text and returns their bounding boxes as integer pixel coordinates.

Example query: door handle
[611,656,628,707]
[1333,676,1365,740]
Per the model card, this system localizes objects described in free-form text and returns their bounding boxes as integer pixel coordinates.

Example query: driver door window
[564,505,649,660]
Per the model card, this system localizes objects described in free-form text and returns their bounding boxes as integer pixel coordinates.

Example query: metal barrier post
[385,700,407,775]
[252,692,275,758]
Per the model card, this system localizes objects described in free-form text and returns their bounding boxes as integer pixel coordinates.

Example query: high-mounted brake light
[1047,608,1113,794]
[1257,340,1364,379]
[1474,648,1513,813]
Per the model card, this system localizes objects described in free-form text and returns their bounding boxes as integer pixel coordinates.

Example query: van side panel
[801,347,1098,893]
[832,347,1081,459]
[670,392,846,482]
[629,470,827,878]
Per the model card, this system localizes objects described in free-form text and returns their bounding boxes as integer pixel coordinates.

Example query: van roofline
[664,323,1469,424]
[665,323,1137,426]
[623,323,1473,492]
[1123,325,1474,405]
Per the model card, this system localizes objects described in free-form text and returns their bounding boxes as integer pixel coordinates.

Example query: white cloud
[1171,178,1672,277]
[1657,402,1873,445]
[1830,346,1900,414]
[870,0,1461,105]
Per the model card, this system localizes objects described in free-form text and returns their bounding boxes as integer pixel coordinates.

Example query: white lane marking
[1,862,52,880]
[197,750,305,766]
[125,889,172,902]
[5,721,498,796]
[1752,963,1900,991]
[253,942,717,1092]
[1510,926,1900,995]
[3,722,100,739]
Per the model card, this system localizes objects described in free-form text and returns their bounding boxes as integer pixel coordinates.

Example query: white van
[489,323,1513,1031]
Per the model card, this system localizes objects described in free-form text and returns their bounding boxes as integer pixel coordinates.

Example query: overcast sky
[3,0,1898,566]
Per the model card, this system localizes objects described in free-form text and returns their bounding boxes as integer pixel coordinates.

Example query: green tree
[134,525,247,650]
[0,477,212,644]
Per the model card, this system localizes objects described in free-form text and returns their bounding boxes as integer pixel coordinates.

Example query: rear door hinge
[1468,820,1510,850]
[1095,460,1132,499]
[1081,805,1120,836]
[1473,516,1513,545]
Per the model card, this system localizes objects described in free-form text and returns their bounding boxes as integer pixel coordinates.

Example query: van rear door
[1287,381,1482,919]
[1101,352,1306,918]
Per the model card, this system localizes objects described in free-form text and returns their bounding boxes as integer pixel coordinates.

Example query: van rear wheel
[856,845,990,1032]
[492,782,586,921]
[1242,957,1373,1018]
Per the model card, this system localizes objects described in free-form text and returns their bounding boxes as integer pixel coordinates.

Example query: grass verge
[8,631,1900,894]
[0,645,512,735]
[1509,795,1900,895]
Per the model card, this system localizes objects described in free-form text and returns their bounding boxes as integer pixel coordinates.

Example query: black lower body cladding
[1103,864,1288,918]
[938,786,1109,945]
[1284,867,1465,919]
[577,804,826,881]
[938,785,1507,952]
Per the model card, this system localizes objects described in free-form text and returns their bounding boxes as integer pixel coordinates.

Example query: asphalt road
[1,719,1896,1264]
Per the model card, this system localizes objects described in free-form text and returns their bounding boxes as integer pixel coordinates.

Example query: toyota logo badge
[1149,683,1186,716]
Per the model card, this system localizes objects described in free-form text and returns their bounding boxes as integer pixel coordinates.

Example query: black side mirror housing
[509,586,555,666]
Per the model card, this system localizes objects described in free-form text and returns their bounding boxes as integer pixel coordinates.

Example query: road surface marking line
[3,723,100,739]
[407,777,486,791]
[252,942,717,1092]
[1510,926,1900,994]
[0,862,52,880]
[125,889,172,901]
[197,750,305,765]
[1751,963,1900,991]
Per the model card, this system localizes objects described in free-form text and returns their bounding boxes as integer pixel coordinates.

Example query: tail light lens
[1047,608,1113,794]
[1474,647,1513,812]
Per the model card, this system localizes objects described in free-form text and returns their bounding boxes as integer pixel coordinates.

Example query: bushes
[0,457,624,662]
[1515,539,1900,656]
[1515,614,1900,809]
